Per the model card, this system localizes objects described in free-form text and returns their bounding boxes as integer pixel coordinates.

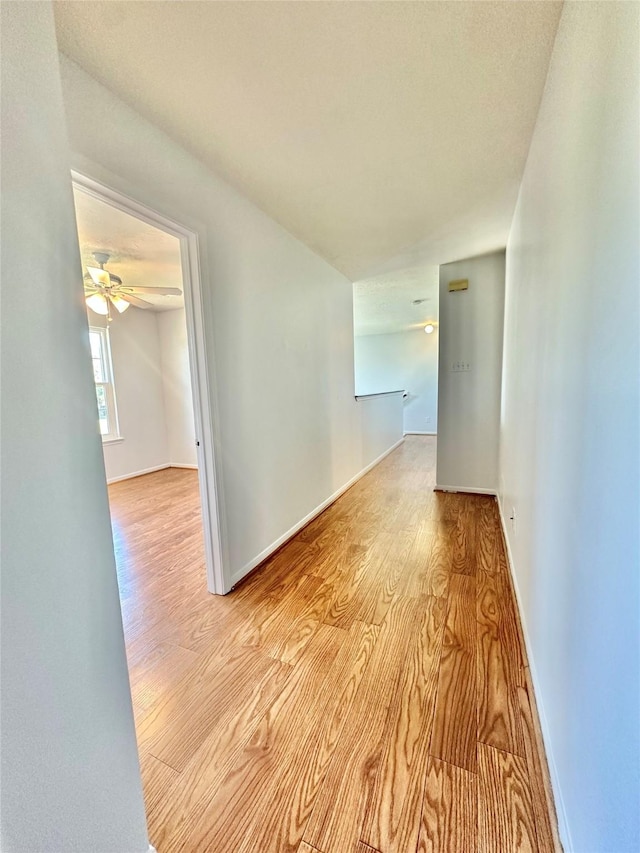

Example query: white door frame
[72,171,226,595]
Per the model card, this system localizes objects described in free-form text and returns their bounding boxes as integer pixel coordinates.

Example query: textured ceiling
[56,2,562,281]
[73,187,184,312]
[354,265,439,337]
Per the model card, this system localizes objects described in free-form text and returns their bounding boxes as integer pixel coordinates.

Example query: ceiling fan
[84,251,182,320]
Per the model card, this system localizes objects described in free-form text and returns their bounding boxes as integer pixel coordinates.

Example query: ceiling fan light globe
[86,293,109,315]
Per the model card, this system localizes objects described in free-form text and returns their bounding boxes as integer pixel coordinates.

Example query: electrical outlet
[425,416,431,425]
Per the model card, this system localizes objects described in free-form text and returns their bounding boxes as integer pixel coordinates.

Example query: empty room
[72,181,220,681]
[2,3,638,853]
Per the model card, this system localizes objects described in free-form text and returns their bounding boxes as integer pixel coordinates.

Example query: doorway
[352,266,440,438]
[72,174,224,595]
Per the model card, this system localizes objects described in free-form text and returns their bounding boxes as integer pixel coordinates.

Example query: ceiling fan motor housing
[93,251,111,267]
[84,270,122,287]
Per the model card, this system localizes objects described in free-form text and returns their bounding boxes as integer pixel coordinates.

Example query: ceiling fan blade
[118,292,154,309]
[86,266,110,287]
[121,286,182,296]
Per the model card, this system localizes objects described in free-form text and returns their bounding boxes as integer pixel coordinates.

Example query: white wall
[354,330,438,433]
[499,3,639,851]
[90,305,197,480]
[90,307,170,481]
[436,251,505,492]
[357,395,404,474]
[58,54,404,589]
[0,3,150,851]
[158,308,197,467]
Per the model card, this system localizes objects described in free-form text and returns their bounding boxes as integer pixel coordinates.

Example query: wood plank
[476,500,498,574]
[359,531,416,625]
[127,640,200,716]
[361,595,447,853]
[248,622,381,853]
[517,680,562,853]
[477,569,525,757]
[497,571,527,680]
[156,593,249,656]
[348,508,387,549]
[139,753,179,831]
[146,649,291,849]
[232,573,324,656]
[303,597,423,853]
[231,539,316,604]
[430,573,477,772]
[269,556,353,664]
[165,623,354,851]
[395,521,440,599]
[478,742,538,853]
[451,497,477,575]
[429,491,460,523]
[416,757,477,853]
[421,521,454,598]
[152,626,341,849]
[135,644,289,771]
[323,535,393,630]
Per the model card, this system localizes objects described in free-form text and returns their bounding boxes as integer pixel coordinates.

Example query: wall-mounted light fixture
[424,323,435,334]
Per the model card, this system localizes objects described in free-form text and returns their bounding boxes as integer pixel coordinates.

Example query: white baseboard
[106,463,198,484]
[106,464,170,485]
[497,496,572,853]
[404,430,437,436]
[148,846,157,853]
[435,484,497,496]
[230,437,405,587]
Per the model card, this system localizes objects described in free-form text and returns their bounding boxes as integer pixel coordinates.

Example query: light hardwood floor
[108,437,559,853]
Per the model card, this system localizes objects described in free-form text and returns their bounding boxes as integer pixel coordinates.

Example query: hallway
[110,437,558,853]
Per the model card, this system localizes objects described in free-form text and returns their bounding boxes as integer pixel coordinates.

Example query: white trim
[106,463,198,483]
[71,171,226,595]
[148,846,157,853]
[102,436,124,446]
[230,437,405,588]
[435,484,497,496]
[106,464,170,485]
[496,496,572,853]
[404,430,437,436]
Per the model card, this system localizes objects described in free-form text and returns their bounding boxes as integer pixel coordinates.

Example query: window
[89,327,120,442]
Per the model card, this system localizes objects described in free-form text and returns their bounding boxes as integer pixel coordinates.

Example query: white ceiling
[354,265,439,337]
[56,2,562,282]
[73,187,184,311]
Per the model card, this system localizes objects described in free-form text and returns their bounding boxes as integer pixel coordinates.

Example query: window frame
[89,326,121,444]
